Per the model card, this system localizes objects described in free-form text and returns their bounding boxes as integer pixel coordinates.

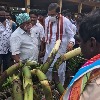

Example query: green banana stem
[41,39,61,74]
[56,82,65,95]
[52,70,65,95]
[0,62,23,88]
[52,47,81,95]
[31,69,53,100]
[25,60,39,69]
[12,74,23,100]
[22,66,33,100]
[54,47,81,70]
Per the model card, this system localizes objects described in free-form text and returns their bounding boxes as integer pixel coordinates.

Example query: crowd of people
[0,3,100,100]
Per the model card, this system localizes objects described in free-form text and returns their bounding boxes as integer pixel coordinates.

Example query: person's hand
[39,51,45,58]
[67,42,74,51]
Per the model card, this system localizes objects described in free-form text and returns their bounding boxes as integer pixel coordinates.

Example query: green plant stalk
[12,74,23,100]
[40,39,61,73]
[41,80,53,100]
[52,47,81,95]
[22,66,33,100]
[31,69,47,81]
[25,60,39,68]
[52,69,65,95]
[56,82,65,95]
[0,62,23,88]
[31,69,53,100]
[54,47,81,70]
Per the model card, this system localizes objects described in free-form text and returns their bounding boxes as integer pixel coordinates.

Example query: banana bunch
[0,40,82,100]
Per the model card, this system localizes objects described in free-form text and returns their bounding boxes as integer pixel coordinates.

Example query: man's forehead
[48,10,56,14]
[30,14,38,17]
[24,20,31,24]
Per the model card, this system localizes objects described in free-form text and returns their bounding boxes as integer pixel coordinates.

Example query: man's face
[0,11,6,23]
[22,20,32,33]
[5,12,11,20]
[30,14,38,25]
[48,10,58,22]
[48,10,57,17]
[38,15,44,20]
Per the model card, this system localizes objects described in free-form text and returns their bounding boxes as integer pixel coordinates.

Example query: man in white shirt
[10,13,38,63]
[0,7,12,71]
[29,11,45,63]
[43,3,75,85]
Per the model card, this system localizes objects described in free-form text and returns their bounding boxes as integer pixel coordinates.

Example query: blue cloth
[68,59,100,88]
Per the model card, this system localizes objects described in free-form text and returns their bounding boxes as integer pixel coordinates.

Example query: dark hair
[48,3,60,13]
[65,12,71,18]
[77,17,83,25]
[29,10,38,17]
[38,10,47,16]
[0,6,5,11]
[79,9,100,43]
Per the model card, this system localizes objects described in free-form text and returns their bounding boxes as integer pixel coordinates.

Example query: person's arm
[65,18,75,51]
[38,39,46,64]
[10,36,21,63]
[39,37,46,57]
[39,25,46,57]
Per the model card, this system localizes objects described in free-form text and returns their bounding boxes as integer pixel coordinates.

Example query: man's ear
[90,37,96,48]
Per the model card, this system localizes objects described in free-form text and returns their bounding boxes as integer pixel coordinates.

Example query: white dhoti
[46,62,66,86]
[43,16,75,86]
[43,42,66,86]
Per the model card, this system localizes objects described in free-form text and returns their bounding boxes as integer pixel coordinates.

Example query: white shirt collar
[18,27,26,34]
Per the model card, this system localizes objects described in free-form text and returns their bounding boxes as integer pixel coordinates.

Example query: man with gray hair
[43,3,75,86]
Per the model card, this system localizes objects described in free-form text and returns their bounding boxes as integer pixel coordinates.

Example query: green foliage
[2,77,12,88]
[67,54,86,74]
